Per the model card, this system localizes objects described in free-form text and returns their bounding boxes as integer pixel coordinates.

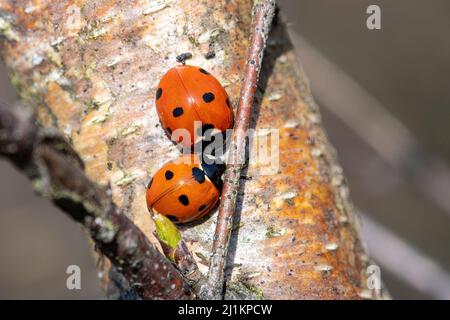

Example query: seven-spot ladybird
[155,65,234,148]
[146,154,225,224]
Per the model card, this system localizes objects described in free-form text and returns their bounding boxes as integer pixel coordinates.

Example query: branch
[201,0,277,299]
[0,104,194,300]
[1,0,385,299]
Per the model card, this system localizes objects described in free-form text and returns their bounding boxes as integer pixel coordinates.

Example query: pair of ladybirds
[146,64,234,223]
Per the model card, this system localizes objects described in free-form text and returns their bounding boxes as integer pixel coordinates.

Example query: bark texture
[203,0,276,299]
[0,104,193,300]
[0,0,384,299]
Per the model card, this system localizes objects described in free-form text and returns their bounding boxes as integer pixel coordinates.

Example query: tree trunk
[0,0,386,299]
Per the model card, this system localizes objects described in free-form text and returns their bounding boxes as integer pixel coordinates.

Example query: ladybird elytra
[146,154,225,223]
[155,65,234,148]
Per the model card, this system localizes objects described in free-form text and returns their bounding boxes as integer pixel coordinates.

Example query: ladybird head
[200,157,225,191]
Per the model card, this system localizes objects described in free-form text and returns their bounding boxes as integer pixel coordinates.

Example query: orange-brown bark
[0,0,386,299]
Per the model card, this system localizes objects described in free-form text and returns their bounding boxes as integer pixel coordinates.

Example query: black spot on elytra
[197,123,215,136]
[165,170,174,180]
[203,92,215,103]
[172,107,184,117]
[178,195,189,206]
[198,204,207,212]
[199,68,210,75]
[203,123,215,132]
[226,98,231,108]
[167,215,179,222]
[156,88,162,100]
[147,178,153,189]
[192,167,206,183]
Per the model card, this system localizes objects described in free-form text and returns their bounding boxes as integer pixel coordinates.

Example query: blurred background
[1,0,449,299]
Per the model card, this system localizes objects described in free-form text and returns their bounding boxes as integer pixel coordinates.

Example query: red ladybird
[155,65,234,148]
[146,154,224,224]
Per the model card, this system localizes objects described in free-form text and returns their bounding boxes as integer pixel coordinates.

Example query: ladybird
[155,65,234,148]
[146,154,224,223]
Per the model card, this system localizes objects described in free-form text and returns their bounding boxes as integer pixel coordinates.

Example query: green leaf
[153,213,181,250]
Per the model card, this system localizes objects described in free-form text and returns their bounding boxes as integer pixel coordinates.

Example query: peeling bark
[0,0,386,299]
[203,0,277,299]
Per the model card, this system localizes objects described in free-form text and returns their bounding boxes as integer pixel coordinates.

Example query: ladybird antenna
[176,52,192,65]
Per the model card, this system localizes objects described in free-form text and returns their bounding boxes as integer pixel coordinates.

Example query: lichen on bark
[0,0,387,299]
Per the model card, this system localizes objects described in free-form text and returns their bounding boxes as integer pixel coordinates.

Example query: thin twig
[172,239,207,292]
[151,212,206,293]
[0,104,194,300]
[201,0,277,299]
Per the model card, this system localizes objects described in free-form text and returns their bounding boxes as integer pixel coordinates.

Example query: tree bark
[0,0,386,299]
